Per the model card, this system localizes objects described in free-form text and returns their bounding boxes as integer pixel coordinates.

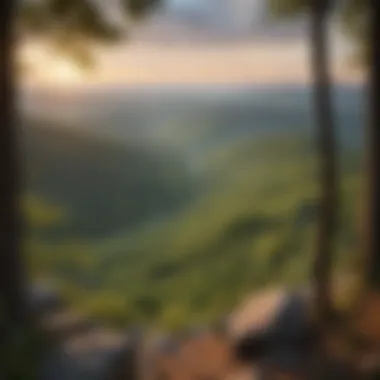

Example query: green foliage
[19,0,119,68]
[268,0,308,17]
[18,0,161,67]
[160,305,188,332]
[22,194,67,232]
[124,0,161,18]
[25,133,361,331]
[78,292,135,327]
[134,295,161,317]
[21,0,121,42]
[340,0,369,67]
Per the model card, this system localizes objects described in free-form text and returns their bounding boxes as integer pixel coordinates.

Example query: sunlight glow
[20,45,84,89]
[47,60,83,86]
[19,31,361,90]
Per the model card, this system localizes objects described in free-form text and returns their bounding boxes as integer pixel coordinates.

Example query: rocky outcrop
[29,281,380,380]
[229,287,380,380]
[29,284,142,380]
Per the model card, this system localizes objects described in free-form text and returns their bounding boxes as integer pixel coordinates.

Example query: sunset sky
[21,0,363,88]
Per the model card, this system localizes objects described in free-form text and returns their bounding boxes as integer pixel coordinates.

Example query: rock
[266,291,313,344]
[214,315,230,336]
[28,284,63,316]
[127,325,144,344]
[228,288,289,341]
[232,290,315,379]
[183,325,209,339]
[153,336,180,355]
[40,329,139,380]
[40,311,95,340]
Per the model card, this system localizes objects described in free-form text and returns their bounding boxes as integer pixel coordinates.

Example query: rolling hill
[21,84,365,330]
[25,132,362,330]
[20,120,196,238]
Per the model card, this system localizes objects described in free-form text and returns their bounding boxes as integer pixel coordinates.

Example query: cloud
[131,0,309,45]
[92,35,361,86]
[23,0,359,87]
[85,0,356,86]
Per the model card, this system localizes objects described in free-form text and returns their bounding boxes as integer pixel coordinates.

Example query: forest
[22,100,362,331]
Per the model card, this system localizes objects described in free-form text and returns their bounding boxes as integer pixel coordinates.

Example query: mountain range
[21,83,364,153]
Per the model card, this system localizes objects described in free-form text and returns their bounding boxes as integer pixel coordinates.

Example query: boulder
[28,284,63,316]
[40,328,139,380]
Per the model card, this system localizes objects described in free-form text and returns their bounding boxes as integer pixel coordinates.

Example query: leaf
[267,0,308,18]
[52,36,96,69]
[17,1,53,36]
[18,0,162,72]
[123,0,161,19]
[339,0,368,67]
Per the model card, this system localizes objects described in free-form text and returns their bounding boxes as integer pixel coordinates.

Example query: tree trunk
[363,0,380,290]
[309,0,338,326]
[0,0,29,327]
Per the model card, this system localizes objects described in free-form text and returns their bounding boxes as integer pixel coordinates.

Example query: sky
[21,0,363,88]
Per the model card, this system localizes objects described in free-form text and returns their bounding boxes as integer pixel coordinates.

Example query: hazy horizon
[20,0,362,89]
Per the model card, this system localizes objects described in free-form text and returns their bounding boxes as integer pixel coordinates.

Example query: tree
[0,0,26,328]
[340,0,368,67]
[309,0,340,329]
[362,0,380,291]
[340,1,380,293]
[338,0,380,297]
[268,0,338,327]
[309,0,337,328]
[0,0,160,328]
[270,1,380,371]
[340,2,380,371]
